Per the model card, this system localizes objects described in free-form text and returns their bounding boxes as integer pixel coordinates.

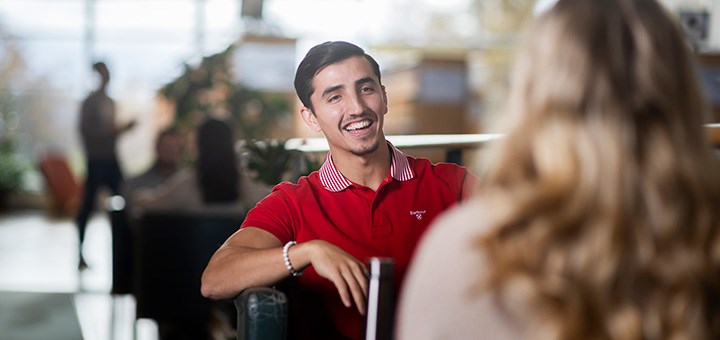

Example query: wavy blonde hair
[478,0,720,338]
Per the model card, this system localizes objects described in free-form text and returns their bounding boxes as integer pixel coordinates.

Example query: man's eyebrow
[320,77,377,98]
[321,84,344,98]
[355,77,376,87]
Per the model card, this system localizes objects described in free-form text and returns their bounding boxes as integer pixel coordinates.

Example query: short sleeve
[240,184,297,244]
[431,162,479,201]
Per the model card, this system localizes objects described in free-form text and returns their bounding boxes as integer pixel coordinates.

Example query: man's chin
[350,140,381,157]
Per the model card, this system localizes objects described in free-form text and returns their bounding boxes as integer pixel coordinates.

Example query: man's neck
[331,142,391,191]
[155,163,178,178]
[97,83,108,94]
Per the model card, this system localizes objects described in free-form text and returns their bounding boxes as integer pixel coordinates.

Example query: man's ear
[300,106,321,132]
[381,85,388,115]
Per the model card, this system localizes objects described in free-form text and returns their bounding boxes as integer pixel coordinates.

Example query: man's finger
[332,276,352,308]
[341,266,367,315]
[351,262,369,300]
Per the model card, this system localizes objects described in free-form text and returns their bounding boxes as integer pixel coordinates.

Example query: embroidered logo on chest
[410,210,426,220]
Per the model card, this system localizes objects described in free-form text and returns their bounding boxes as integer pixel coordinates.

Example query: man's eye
[360,86,374,93]
[328,95,341,103]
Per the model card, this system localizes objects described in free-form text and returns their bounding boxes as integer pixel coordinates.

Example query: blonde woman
[397,0,720,339]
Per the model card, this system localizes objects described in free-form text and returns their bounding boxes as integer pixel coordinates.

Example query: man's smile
[343,119,373,132]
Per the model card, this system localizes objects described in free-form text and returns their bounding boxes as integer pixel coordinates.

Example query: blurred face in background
[156,133,184,169]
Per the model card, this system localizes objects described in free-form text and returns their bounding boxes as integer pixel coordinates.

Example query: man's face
[300,55,388,157]
[95,65,110,85]
[156,134,183,167]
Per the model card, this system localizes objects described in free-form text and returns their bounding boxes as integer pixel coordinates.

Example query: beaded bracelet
[283,241,302,277]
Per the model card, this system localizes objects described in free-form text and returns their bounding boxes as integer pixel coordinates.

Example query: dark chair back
[109,202,133,295]
[134,212,243,322]
[235,287,288,340]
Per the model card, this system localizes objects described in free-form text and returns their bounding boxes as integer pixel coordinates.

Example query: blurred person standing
[76,61,135,270]
[397,0,720,339]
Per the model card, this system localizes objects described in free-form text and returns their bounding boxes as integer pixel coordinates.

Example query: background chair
[37,153,81,216]
[134,211,244,335]
[235,287,288,340]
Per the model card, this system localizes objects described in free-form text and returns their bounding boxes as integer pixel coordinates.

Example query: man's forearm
[201,237,369,315]
[200,245,291,300]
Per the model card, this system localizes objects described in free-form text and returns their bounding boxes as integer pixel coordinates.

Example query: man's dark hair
[197,118,240,204]
[92,61,110,83]
[92,61,107,72]
[293,41,382,112]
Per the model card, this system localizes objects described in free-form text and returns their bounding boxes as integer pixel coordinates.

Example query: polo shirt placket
[319,145,414,239]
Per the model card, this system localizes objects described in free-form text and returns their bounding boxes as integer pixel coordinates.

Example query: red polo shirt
[241,143,472,339]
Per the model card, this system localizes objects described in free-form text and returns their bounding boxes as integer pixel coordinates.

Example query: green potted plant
[0,139,26,209]
[244,139,320,186]
[159,44,320,186]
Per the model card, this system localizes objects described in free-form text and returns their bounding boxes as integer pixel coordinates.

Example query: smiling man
[201,41,476,340]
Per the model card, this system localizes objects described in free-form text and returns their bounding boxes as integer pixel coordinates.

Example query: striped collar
[318,141,415,192]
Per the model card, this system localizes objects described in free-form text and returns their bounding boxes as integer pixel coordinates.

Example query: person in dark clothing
[76,61,135,270]
[196,118,240,204]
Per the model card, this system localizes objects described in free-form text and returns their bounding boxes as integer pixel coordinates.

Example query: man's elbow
[200,272,227,300]
[200,277,216,300]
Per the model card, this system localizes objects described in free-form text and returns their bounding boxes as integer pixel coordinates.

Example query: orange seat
[37,154,81,216]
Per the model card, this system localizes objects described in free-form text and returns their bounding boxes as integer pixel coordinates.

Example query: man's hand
[122,120,137,132]
[202,228,369,314]
[300,240,369,315]
[115,119,137,135]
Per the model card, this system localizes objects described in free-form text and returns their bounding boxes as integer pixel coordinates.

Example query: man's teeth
[345,121,370,131]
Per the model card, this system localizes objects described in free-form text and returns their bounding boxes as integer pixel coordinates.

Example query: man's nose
[346,93,365,115]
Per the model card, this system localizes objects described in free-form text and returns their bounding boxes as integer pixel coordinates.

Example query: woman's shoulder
[399,197,524,339]
[412,197,493,275]
[411,197,496,289]
[424,197,495,245]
